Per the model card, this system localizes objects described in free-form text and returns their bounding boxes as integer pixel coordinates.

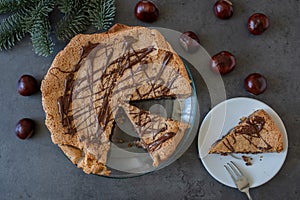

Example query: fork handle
[245,190,253,200]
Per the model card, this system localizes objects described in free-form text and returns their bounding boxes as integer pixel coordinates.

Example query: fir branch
[0,0,32,13]
[21,0,55,56]
[0,11,26,50]
[88,0,115,31]
[30,17,53,56]
[57,0,75,14]
[55,1,91,41]
[22,0,55,30]
[0,0,117,56]
[0,0,55,51]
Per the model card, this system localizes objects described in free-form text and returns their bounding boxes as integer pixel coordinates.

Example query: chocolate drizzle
[236,116,265,135]
[112,51,180,103]
[223,138,234,152]
[96,46,156,131]
[129,108,168,138]
[237,115,272,151]
[147,132,176,152]
[57,42,158,134]
[57,42,99,134]
[222,115,272,152]
[54,35,186,158]
[50,42,99,77]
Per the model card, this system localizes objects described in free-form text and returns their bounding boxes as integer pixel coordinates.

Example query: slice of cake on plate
[209,109,284,154]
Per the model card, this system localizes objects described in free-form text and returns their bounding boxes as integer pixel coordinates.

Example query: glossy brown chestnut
[214,0,233,19]
[134,1,159,22]
[15,118,35,140]
[211,51,236,75]
[179,31,200,53]
[248,13,270,35]
[18,74,39,96]
[244,73,267,95]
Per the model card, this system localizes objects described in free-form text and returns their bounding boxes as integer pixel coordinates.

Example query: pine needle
[0,11,26,50]
[57,0,75,14]
[0,0,31,13]
[23,0,55,28]
[21,0,55,56]
[30,17,54,56]
[88,0,116,31]
[55,1,91,41]
[0,0,116,56]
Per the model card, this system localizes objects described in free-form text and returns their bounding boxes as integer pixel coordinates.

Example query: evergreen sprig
[57,0,75,14]
[0,0,30,13]
[30,15,54,56]
[0,0,116,57]
[0,11,26,50]
[55,0,91,41]
[24,0,55,56]
[89,0,116,30]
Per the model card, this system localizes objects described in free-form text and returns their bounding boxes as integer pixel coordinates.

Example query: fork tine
[224,164,236,181]
[228,161,243,177]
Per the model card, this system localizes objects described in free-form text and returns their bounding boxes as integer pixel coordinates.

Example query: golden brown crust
[41,24,192,175]
[59,144,110,175]
[209,109,284,154]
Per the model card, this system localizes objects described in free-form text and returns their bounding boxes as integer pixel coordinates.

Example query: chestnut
[17,74,39,96]
[248,13,270,35]
[214,0,233,19]
[244,73,267,95]
[134,1,159,22]
[15,118,35,140]
[211,51,236,75]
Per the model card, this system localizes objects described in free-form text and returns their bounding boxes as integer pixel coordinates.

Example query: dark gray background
[1,0,299,199]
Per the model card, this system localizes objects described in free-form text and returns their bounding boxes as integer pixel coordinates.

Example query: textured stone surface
[0,0,299,199]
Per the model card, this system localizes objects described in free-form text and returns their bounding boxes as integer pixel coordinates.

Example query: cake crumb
[242,155,253,166]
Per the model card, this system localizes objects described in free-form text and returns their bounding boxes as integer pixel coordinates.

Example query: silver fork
[224,161,253,200]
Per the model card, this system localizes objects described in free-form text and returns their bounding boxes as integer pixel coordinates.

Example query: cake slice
[209,109,284,154]
[119,103,189,166]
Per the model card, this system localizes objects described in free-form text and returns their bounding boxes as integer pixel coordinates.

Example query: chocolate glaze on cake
[234,115,272,151]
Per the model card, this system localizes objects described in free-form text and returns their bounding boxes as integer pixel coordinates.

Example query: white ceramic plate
[198,97,288,188]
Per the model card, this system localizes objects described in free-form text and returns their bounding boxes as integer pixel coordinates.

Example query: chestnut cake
[41,24,192,175]
[209,109,284,154]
